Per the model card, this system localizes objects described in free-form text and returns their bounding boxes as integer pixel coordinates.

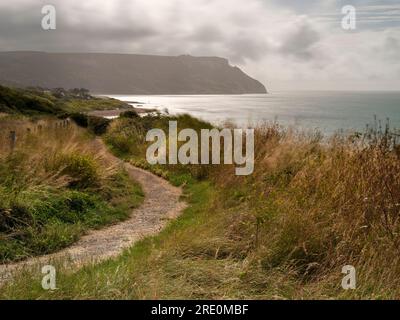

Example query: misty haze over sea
[109,91,400,135]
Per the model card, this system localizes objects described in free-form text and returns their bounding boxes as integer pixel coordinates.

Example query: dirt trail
[0,141,187,285]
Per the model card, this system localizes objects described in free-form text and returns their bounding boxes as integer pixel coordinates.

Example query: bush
[120,110,139,119]
[104,118,146,156]
[58,153,100,189]
[88,116,111,135]
[69,113,110,135]
[70,113,89,128]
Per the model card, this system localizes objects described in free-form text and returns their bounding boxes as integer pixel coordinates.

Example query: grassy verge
[0,175,213,299]
[1,113,399,299]
[0,118,143,263]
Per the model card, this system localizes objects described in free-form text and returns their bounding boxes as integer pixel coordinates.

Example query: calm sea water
[108,91,400,135]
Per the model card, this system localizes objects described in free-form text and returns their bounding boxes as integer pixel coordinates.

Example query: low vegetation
[0,86,61,115]
[0,85,129,115]
[0,117,143,263]
[0,84,399,298]
[1,112,399,299]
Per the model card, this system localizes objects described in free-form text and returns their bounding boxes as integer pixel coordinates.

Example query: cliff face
[0,52,267,95]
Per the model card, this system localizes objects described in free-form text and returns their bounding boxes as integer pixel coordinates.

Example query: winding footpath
[0,141,187,286]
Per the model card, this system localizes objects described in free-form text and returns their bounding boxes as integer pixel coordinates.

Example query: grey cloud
[0,0,273,62]
[268,0,326,12]
[272,0,400,12]
[0,0,399,90]
[228,36,269,63]
[279,21,321,61]
[187,25,224,43]
[0,1,157,52]
[383,35,400,60]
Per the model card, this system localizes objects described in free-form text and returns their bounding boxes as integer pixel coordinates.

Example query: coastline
[87,106,156,118]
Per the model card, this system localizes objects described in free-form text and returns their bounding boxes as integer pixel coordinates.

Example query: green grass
[0,169,143,263]
[1,112,399,300]
[0,85,129,116]
[0,85,61,115]
[0,172,305,299]
[61,98,129,113]
[0,118,144,264]
[0,174,213,299]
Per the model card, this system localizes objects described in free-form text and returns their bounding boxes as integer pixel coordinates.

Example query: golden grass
[207,124,400,298]
[1,115,399,299]
[101,116,400,299]
[0,117,117,185]
[0,117,144,263]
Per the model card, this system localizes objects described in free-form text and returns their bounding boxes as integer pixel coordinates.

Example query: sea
[108,91,400,135]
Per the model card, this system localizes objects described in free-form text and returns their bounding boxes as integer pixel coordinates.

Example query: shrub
[120,110,139,119]
[104,118,146,156]
[57,153,100,189]
[70,113,89,128]
[88,116,111,135]
[69,113,110,135]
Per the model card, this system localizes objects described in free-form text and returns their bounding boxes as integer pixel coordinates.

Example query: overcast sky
[1,0,400,91]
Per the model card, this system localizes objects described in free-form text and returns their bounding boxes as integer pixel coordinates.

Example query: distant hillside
[0,85,60,115]
[0,52,267,95]
[0,85,128,115]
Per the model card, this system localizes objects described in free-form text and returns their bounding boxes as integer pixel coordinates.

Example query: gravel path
[0,142,187,285]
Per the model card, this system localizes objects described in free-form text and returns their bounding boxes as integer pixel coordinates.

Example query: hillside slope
[0,85,129,115]
[0,52,267,95]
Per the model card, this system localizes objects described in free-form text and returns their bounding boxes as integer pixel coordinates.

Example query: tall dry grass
[101,114,400,297]
[1,114,399,299]
[100,114,400,298]
[0,117,117,188]
[208,123,400,298]
[0,117,141,262]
